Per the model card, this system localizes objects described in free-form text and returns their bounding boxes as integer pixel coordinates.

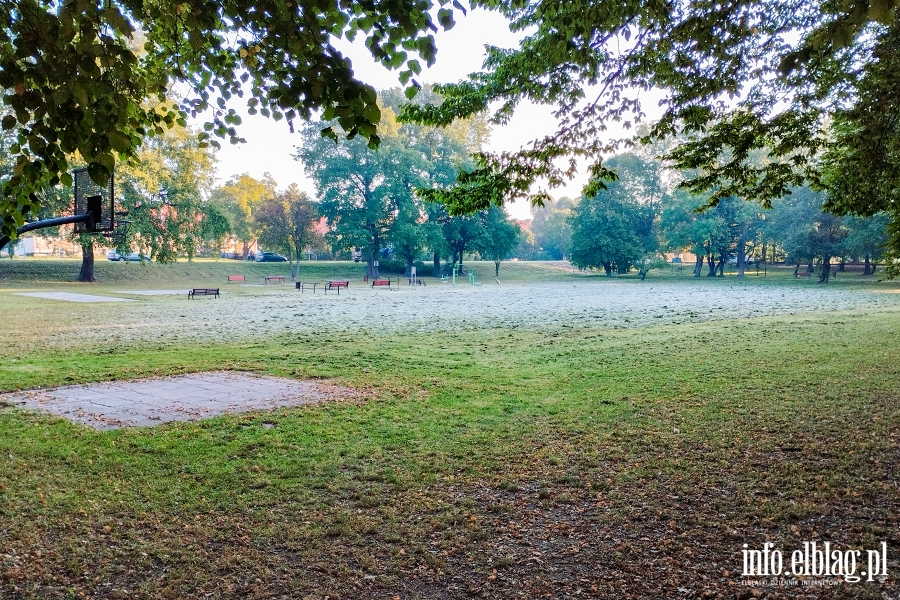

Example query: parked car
[255,252,287,262]
[107,250,147,261]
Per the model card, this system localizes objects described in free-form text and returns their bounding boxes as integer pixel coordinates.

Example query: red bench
[325,280,349,294]
[226,275,245,283]
[265,275,285,284]
[372,279,391,288]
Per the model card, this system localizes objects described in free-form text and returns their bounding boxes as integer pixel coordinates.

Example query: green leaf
[363,103,381,123]
[108,130,131,153]
[437,8,455,30]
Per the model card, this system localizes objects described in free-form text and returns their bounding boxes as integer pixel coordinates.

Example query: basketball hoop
[73,167,115,233]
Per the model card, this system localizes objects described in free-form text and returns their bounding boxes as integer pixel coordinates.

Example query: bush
[378,259,433,276]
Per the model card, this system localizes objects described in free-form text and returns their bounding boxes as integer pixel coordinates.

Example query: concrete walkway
[3,372,347,429]
[14,292,133,303]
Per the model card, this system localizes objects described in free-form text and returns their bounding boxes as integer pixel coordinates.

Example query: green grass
[1,267,899,598]
[0,257,587,287]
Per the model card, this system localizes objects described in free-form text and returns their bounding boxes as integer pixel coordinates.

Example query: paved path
[3,372,346,429]
[14,292,133,303]
[114,289,188,296]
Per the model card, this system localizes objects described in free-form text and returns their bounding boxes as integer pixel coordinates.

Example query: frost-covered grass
[1,275,898,355]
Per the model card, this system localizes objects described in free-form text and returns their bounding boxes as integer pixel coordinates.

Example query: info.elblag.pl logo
[742,542,889,583]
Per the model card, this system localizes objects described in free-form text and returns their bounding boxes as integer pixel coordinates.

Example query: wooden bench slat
[324,280,349,294]
[188,288,219,299]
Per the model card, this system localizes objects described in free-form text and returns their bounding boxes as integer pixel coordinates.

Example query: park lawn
[0,258,588,288]
[1,304,899,599]
[1,256,868,288]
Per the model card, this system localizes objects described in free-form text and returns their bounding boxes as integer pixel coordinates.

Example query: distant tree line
[517,153,889,283]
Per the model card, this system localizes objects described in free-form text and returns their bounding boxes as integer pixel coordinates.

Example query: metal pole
[0,214,92,250]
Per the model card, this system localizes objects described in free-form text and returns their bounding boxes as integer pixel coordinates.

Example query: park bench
[325,280,349,294]
[795,271,811,278]
[372,279,391,288]
[295,281,319,293]
[408,278,426,286]
[226,275,245,283]
[188,288,219,299]
[264,275,285,285]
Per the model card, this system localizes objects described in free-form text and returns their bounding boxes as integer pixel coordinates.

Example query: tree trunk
[494,259,501,277]
[706,254,716,276]
[761,241,767,265]
[872,261,877,274]
[433,251,441,278]
[736,225,748,277]
[819,258,831,283]
[693,254,703,277]
[716,256,725,277]
[604,263,612,277]
[806,261,814,274]
[864,254,872,275]
[794,263,800,277]
[838,259,845,272]
[78,240,95,282]
[366,256,378,280]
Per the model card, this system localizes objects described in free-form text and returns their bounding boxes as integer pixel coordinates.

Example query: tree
[297,89,483,279]
[118,122,217,264]
[209,174,275,258]
[0,0,462,239]
[441,212,487,272]
[570,193,643,277]
[297,110,427,279]
[474,206,520,276]
[661,189,726,278]
[255,185,319,280]
[513,226,537,260]
[531,197,576,260]
[767,187,848,281]
[820,25,900,263]
[844,214,889,275]
[569,154,666,276]
[398,0,900,258]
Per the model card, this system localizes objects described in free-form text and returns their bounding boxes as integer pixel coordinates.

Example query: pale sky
[202,9,646,220]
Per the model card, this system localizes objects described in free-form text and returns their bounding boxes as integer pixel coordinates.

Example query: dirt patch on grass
[2,371,361,429]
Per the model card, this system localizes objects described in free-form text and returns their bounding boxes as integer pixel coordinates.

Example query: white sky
[202,9,651,220]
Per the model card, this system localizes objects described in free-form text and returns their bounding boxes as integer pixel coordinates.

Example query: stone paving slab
[2,372,354,429]
[14,292,133,303]
[114,289,189,296]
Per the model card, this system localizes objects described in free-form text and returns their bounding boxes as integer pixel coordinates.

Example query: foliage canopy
[399,0,900,223]
[0,0,462,238]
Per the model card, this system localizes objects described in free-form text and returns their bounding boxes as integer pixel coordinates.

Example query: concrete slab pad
[2,372,356,429]
[15,292,133,303]
[114,289,189,296]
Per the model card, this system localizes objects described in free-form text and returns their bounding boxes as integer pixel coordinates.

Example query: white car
[107,250,147,262]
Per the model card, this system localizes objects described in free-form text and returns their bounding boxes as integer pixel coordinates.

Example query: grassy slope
[0,258,585,287]
[0,265,898,598]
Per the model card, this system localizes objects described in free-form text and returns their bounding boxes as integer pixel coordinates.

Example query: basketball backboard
[73,167,114,233]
